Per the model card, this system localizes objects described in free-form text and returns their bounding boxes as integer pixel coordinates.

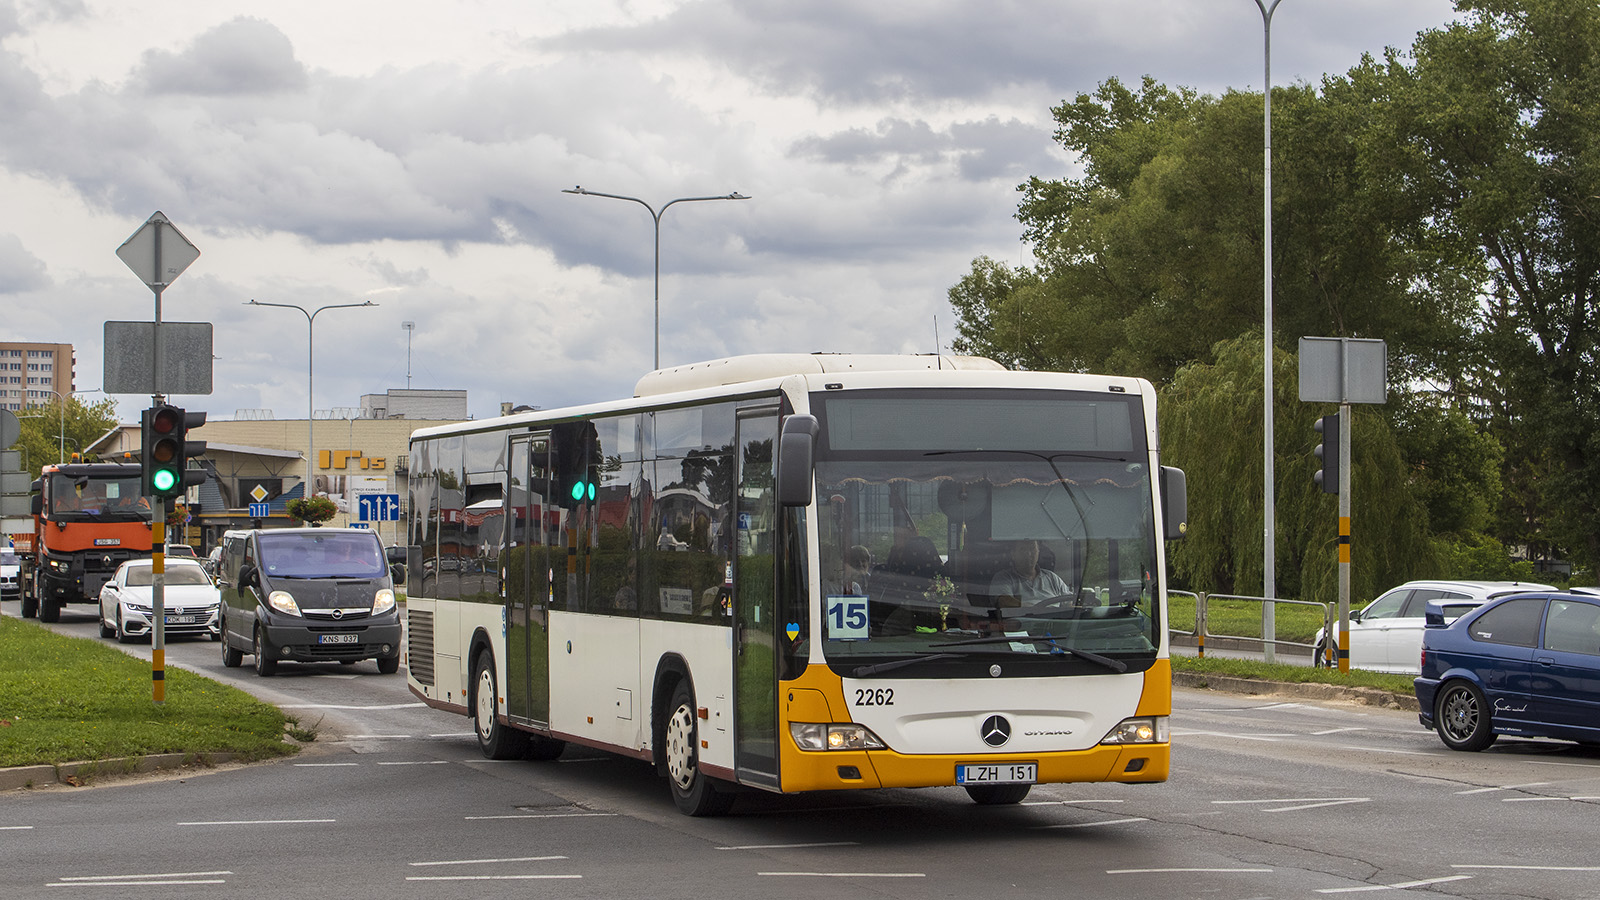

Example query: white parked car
[98,558,222,644]
[1,546,20,600]
[1314,579,1555,674]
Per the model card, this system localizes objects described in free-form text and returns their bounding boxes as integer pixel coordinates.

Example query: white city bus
[404,353,1186,815]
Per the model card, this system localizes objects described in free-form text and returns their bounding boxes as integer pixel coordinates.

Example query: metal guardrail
[1168,590,1334,664]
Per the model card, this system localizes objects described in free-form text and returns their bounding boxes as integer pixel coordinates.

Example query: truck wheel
[21,586,38,618]
[39,594,61,623]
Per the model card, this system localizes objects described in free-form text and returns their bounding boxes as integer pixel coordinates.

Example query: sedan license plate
[317,634,358,645]
[956,763,1037,785]
[164,615,196,625]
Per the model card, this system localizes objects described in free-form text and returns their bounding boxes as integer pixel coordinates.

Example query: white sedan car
[1314,579,1554,674]
[98,558,222,644]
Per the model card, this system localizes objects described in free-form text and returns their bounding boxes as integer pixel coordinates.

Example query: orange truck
[19,462,154,622]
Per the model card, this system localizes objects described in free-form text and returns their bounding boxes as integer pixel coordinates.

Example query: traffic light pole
[152,499,167,703]
[1337,401,1352,674]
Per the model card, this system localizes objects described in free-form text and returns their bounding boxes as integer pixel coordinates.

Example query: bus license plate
[164,615,195,625]
[317,634,358,644]
[957,763,1037,785]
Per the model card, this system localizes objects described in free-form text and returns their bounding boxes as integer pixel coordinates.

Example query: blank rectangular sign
[1299,337,1387,404]
[103,321,213,395]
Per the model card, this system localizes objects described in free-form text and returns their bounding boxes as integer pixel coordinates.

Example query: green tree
[10,396,119,474]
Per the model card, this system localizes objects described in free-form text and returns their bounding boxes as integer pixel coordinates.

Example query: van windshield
[259,532,387,579]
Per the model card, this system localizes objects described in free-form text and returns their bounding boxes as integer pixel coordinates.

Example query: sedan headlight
[372,588,396,615]
[1100,716,1168,745]
[267,591,303,616]
[789,722,887,751]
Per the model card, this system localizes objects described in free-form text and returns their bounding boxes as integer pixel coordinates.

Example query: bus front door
[505,434,553,728]
[733,407,780,788]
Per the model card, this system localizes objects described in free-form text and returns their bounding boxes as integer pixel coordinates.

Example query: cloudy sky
[0,0,1458,425]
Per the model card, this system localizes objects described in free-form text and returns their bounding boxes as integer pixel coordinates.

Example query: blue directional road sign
[248,502,270,518]
[359,493,401,522]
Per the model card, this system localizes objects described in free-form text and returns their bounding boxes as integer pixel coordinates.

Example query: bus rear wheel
[664,681,734,817]
[473,654,529,760]
[964,783,1032,805]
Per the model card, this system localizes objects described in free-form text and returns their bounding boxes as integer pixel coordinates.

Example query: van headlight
[1100,716,1168,745]
[372,588,396,614]
[267,591,302,616]
[789,723,887,751]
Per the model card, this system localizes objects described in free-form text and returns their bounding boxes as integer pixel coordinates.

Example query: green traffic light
[151,468,178,492]
[571,481,584,501]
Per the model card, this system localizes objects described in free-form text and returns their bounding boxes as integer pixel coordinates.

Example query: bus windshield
[47,473,149,521]
[813,389,1160,677]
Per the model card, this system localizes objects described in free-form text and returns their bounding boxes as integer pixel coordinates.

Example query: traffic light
[142,404,208,500]
[551,421,596,510]
[1313,413,1340,494]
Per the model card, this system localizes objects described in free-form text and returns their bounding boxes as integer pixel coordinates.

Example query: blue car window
[1469,597,1545,647]
[1544,600,1600,655]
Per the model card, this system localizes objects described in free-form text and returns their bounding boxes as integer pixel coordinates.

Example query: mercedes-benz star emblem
[980,715,1011,747]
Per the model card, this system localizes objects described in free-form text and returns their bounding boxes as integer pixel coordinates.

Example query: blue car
[1415,591,1600,751]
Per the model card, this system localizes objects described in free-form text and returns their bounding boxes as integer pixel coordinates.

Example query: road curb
[0,752,239,792]
[1175,671,1419,712]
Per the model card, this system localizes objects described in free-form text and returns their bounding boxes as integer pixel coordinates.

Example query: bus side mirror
[1160,466,1188,540]
[777,414,819,508]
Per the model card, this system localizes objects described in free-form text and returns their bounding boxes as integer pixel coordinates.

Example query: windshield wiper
[851,653,964,677]
[941,634,1128,673]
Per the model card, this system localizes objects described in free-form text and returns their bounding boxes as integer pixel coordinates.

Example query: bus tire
[664,680,734,817]
[254,625,278,677]
[473,653,529,760]
[525,735,566,761]
[964,783,1032,805]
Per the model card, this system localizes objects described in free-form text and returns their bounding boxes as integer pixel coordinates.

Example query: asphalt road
[4,599,1599,900]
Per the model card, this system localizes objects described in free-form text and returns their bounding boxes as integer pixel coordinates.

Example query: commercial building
[0,342,74,412]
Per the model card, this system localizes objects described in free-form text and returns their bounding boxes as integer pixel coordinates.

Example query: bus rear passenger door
[505,434,553,728]
[733,406,780,787]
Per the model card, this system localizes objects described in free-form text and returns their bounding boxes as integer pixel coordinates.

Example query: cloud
[0,233,50,293]
[136,17,308,96]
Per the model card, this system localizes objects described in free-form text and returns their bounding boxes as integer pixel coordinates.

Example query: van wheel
[220,621,243,667]
[253,625,278,677]
[473,654,528,759]
[376,656,400,675]
[664,680,734,816]
[965,783,1032,805]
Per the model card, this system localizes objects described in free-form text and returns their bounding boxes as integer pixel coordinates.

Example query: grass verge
[1171,652,1415,695]
[0,616,301,769]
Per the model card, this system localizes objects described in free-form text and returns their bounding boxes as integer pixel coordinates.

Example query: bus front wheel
[473,654,529,760]
[664,681,734,817]
[964,783,1032,805]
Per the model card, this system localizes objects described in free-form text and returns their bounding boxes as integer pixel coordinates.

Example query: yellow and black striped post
[152,515,166,703]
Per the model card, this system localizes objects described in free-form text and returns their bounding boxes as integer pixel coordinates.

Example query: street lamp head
[727,192,750,200]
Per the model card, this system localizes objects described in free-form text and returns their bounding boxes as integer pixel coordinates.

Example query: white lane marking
[295,763,359,768]
[1456,782,1549,794]
[177,818,335,825]
[464,812,617,820]
[1310,728,1367,735]
[406,875,581,881]
[1108,867,1273,874]
[1214,798,1370,813]
[429,732,475,738]
[1529,760,1600,770]
[759,872,924,878]
[48,879,227,886]
[717,842,858,851]
[278,703,425,709]
[1503,796,1573,802]
[346,734,410,739]
[1252,702,1310,710]
[378,760,449,766]
[1459,858,1600,864]
[1170,731,1288,741]
[411,856,568,866]
[1023,799,1125,806]
[1339,746,1430,756]
[1034,817,1148,830]
[55,871,232,882]
[1316,875,1472,893]
[1,825,34,830]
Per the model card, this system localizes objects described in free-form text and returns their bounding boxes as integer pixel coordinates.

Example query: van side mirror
[238,564,257,587]
[1160,466,1188,540]
[777,414,818,508]
[390,563,407,586]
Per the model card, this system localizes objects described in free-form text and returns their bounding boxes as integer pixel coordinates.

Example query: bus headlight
[789,723,887,751]
[1099,716,1168,745]
[372,588,396,615]
[267,591,303,616]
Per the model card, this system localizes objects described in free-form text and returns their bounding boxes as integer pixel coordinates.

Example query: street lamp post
[1253,0,1286,663]
[246,300,378,498]
[562,186,750,369]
